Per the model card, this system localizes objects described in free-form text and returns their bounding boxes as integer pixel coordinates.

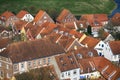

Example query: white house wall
[21,14,34,22]
[60,68,80,80]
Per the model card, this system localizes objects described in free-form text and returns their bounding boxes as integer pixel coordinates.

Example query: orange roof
[69,30,84,39]
[40,22,57,37]
[58,35,75,51]
[46,32,62,42]
[14,20,28,30]
[34,10,45,22]
[0,38,12,49]
[64,22,76,29]
[0,11,15,21]
[16,10,29,18]
[73,46,98,59]
[80,14,108,27]
[81,36,100,48]
[78,58,96,73]
[109,41,120,55]
[93,57,120,80]
[0,38,65,63]
[56,9,69,23]
[111,13,120,26]
[55,53,79,72]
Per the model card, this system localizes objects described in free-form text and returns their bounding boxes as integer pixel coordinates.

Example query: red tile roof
[55,53,79,72]
[56,9,70,23]
[0,11,15,21]
[16,10,29,18]
[78,58,96,73]
[111,13,120,26]
[34,10,45,22]
[81,36,100,49]
[93,57,120,80]
[0,26,10,32]
[80,14,108,27]
[40,22,57,37]
[14,20,28,30]
[46,32,62,43]
[69,30,84,39]
[0,38,12,49]
[56,9,77,23]
[0,38,65,63]
[57,35,75,51]
[73,46,98,59]
[109,41,120,55]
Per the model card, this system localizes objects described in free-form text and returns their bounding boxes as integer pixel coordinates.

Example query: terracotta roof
[0,11,15,21]
[80,14,108,27]
[100,31,110,40]
[46,32,62,43]
[93,57,120,80]
[64,22,76,29]
[78,58,96,74]
[56,9,77,23]
[57,35,75,51]
[73,46,98,59]
[56,24,70,33]
[76,20,88,28]
[14,20,28,30]
[81,36,100,49]
[111,13,120,26]
[16,10,29,18]
[69,30,84,39]
[0,38,12,49]
[0,38,65,63]
[0,26,10,32]
[55,53,79,72]
[40,22,57,37]
[109,41,120,55]
[27,25,43,38]
[34,10,45,23]
[56,9,69,23]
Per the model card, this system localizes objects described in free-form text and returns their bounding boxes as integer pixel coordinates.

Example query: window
[48,58,50,63]
[44,16,47,19]
[14,64,18,71]
[33,61,36,66]
[6,65,9,69]
[38,60,41,65]
[43,59,46,64]
[68,72,70,76]
[102,44,104,47]
[28,62,31,67]
[77,53,82,59]
[7,73,10,78]
[62,73,64,77]
[21,63,24,68]
[99,52,102,56]
[80,24,83,27]
[88,52,93,57]
[0,71,4,77]
[0,62,1,67]
[73,70,76,74]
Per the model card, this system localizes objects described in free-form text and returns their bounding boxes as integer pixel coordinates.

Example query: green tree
[98,28,104,40]
[87,25,92,35]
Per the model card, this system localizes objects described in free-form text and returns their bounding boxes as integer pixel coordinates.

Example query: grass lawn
[0,0,116,16]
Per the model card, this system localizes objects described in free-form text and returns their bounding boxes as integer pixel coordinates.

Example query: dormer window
[44,16,47,19]
[77,53,82,59]
[68,55,72,60]
[80,24,83,27]
[59,31,64,34]
[60,57,63,62]
[88,52,93,57]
